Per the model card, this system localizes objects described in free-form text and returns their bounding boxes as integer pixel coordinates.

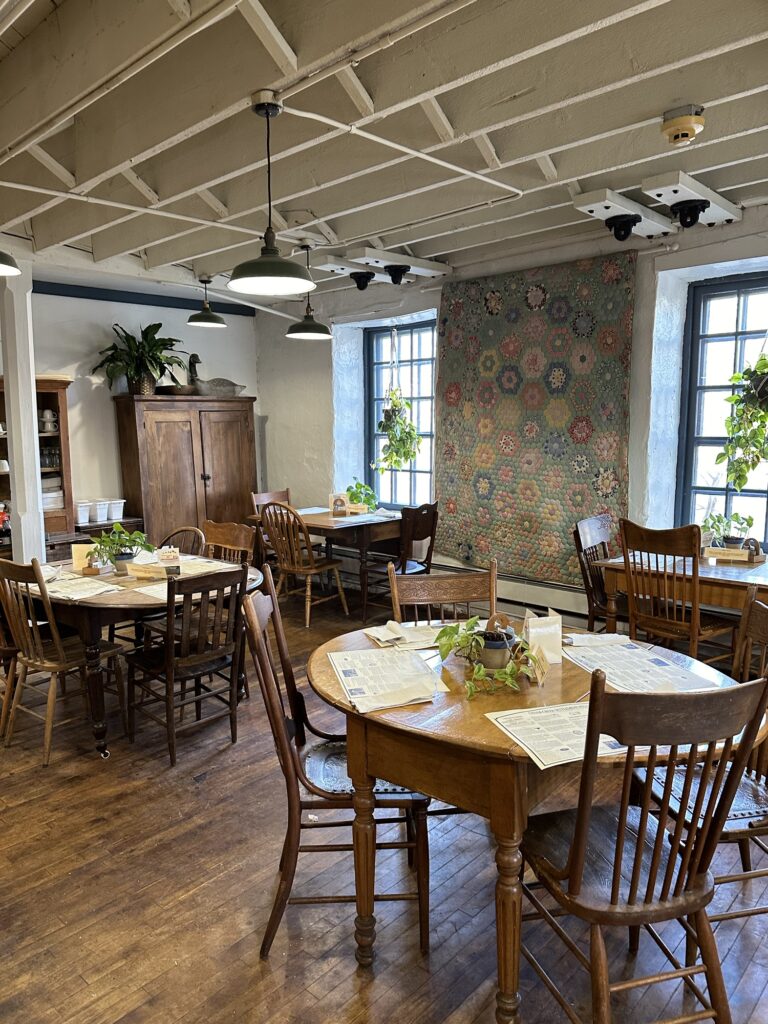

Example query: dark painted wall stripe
[31,279,255,317]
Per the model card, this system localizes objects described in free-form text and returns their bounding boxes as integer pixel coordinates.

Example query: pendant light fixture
[187,275,226,328]
[227,95,315,298]
[0,251,21,276]
[285,247,331,340]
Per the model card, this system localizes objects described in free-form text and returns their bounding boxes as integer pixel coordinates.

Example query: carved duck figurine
[188,353,245,397]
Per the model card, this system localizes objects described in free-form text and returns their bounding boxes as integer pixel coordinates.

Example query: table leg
[347,717,376,966]
[83,620,109,759]
[491,765,527,1024]
[360,545,369,624]
[605,573,618,634]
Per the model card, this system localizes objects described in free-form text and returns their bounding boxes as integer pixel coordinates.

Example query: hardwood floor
[1,594,767,1024]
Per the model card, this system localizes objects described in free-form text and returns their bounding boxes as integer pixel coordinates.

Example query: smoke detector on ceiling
[661,104,705,147]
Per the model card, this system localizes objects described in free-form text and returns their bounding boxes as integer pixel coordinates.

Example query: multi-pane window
[365,320,436,507]
[677,276,768,541]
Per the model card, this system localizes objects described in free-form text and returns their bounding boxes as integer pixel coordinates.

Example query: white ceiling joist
[197,188,229,219]
[166,0,191,20]
[236,0,297,75]
[27,144,76,189]
[419,97,455,144]
[335,66,375,118]
[474,133,501,170]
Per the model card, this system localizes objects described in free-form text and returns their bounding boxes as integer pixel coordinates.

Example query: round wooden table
[47,561,263,759]
[307,628,735,1024]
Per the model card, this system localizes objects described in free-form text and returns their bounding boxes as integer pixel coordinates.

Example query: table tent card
[523,608,562,664]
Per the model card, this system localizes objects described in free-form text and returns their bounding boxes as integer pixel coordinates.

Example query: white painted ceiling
[0,0,766,304]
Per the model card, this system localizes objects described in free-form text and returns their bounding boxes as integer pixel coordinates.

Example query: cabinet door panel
[143,410,206,542]
[199,409,256,523]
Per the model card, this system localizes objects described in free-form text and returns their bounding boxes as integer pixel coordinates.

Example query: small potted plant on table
[436,616,539,699]
[701,511,754,550]
[88,523,155,574]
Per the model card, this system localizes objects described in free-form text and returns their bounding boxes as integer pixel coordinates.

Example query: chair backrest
[251,488,290,513]
[389,559,497,623]
[260,502,316,572]
[573,514,612,612]
[566,669,768,906]
[164,564,248,681]
[243,581,337,802]
[619,519,701,642]
[0,558,67,667]
[159,526,206,556]
[398,502,439,570]
[202,520,256,564]
[732,584,768,785]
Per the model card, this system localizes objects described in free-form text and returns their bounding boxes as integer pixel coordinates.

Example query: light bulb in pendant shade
[226,100,315,298]
[285,247,330,339]
[0,251,21,277]
[188,276,226,328]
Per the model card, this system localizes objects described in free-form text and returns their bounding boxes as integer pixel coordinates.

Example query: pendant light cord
[266,111,273,232]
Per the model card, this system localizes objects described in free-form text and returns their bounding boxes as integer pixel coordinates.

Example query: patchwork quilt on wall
[434,252,636,586]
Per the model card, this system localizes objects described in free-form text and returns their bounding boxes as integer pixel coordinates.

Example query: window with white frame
[365,320,436,507]
[677,274,768,540]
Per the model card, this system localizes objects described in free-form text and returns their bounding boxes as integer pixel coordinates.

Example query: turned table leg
[604,571,619,634]
[491,764,527,1024]
[82,614,109,759]
[348,717,376,965]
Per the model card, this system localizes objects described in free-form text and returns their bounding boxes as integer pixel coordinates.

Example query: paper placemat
[563,639,720,693]
[487,703,626,770]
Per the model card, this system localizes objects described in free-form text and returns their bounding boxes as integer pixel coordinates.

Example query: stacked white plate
[42,490,64,510]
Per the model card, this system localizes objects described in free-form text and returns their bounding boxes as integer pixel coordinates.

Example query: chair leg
[42,672,59,767]
[305,575,312,629]
[112,657,127,736]
[628,925,640,954]
[166,677,177,767]
[405,807,415,869]
[694,909,732,1024]
[0,654,17,738]
[685,912,698,967]
[229,667,238,745]
[414,802,430,954]
[194,676,202,721]
[738,837,753,873]
[4,662,28,748]
[261,804,301,958]
[127,663,136,742]
[333,568,349,617]
[589,924,612,1024]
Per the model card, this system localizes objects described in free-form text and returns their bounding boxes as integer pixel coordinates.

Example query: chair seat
[281,557,343,576]
[523,804,713,924]
[21,636,122,671]
[368,559,428,576]
[126,644,233,681]
[634,609,734,642]
[648,763,768,838]
[302,740,420,797]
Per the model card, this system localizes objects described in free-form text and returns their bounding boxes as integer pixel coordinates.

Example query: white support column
[0,263,44,562]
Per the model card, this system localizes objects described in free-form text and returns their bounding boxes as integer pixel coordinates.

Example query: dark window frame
[364,319,437,509]
[676,271,768,538]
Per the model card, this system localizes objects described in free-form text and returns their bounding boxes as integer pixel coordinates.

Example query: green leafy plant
[467,644,539,700]
[90,523,154,566]
[91,323,187,391]
[717,352,768,490]
[701,511,754,545]
[346,477,377,512]
[436,616,485,663]
[373,387,422,472]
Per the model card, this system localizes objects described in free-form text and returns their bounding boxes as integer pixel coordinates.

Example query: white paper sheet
[177,557,237,576]
[45,577,121,600]
[563,633,630,647]
[328,648,448,713]
[563,640,719,693]
[364,620,441,651]
[135,582,172,601]
[487,703,626,770]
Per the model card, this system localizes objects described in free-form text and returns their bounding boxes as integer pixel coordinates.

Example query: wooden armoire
[114,395,257,545]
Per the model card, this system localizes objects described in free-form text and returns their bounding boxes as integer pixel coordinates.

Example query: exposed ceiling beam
[236,0,297,75]
[474,133,501,170]
[166,0,191,19]
[419,97,455,144]
[0,0,36,36]
[27,144,76,189]
[121,168,160,205]
[536,154,559,184]
[335,66,375,118]
[197,188,229,218]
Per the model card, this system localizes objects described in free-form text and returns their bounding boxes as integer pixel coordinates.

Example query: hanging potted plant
[91,323,187,395]
[374,387,422,472]
[717,349,768,490]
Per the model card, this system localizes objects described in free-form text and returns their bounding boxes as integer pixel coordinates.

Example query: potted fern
[91,323,187,395]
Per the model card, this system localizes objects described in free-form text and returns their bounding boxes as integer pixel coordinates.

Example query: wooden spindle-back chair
[159,526,206,555]
[388,559,497,624]
[251,488,290,563]
[573,514,628,632]
[619,518,735,660]
[0,601,18,738]
[260,502,348,628]
[521,668,768,1024]
[126,564,248,766]
[0,558,125,765]
[364,502,439,623]
[202,519,256,564]
[243,585,430,959]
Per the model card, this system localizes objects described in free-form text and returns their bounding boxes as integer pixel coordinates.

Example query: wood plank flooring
[1,594,767,1024]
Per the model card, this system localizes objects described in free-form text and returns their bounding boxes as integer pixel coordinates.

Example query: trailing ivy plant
[436,616,485,663]
[346,477,378,512]
[373,387,422,472]
[466,645,539,700]
[717,352,768,491]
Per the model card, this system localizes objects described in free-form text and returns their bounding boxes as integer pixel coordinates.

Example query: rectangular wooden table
[596,554,768,631]
[251,507,402,621]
